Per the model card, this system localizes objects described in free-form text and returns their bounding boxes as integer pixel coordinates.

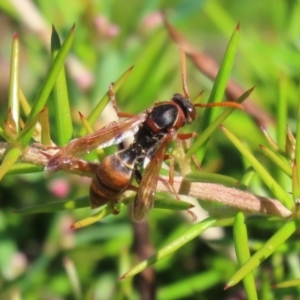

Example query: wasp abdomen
[89,146,139,209]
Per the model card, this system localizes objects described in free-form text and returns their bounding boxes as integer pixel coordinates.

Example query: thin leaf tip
[118,274,126,281]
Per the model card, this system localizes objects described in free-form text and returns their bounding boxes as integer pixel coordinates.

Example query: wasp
[46,50,243,221]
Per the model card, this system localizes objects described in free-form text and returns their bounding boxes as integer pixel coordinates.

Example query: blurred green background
[1,0,300,299]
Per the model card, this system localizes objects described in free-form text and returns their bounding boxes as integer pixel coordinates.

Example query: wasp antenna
[179,48,190,98]
[194,101,244,110]
[222,102,244,110]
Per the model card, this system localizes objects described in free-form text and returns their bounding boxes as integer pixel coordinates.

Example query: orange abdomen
[89,153,134,208]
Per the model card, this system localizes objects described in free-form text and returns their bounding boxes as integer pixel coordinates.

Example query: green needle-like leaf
[78,112,94,134]
[292,160,300,200]
[185,171,239,186]
[8,32,20,133]
[51,25,73,146]
[62,195,192,230]
[6,163,43,174]
[0,147,21,180]
[240,167,256,190]
[40,106,52,146]
[71,205,119,229]
[63,257,82,300]
[273,278,300,289]
[226,219,298,288]
[0,127,5,138]
[0,129,10,141]
[158,270,222,300]
[153,196,193,211]
[120,217,230,279]
[77,66,134,137]
[20,24,76,147]
[259,144,292,177]
[19,88,31,116]
[15,192,193,218]
[286,126,296,160]
[17,108,45,141]
[221,126,293,210]
[15,196,90,214]
[295,86,300,190]
[72,196,192,229]
[194,24,240,163]
[261,127,282,153]
[277,76,287,150]
[233,212,258,300]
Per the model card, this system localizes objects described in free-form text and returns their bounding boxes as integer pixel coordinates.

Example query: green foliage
[1,1,300,299]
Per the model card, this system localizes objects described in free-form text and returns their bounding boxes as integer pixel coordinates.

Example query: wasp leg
[108,84,136,119]
[177,132,201,171]
[110,201,121,215]
[160,154,197,222]
[110,183,138,215]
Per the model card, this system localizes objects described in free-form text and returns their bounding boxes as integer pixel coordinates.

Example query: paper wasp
[46,50,243,221]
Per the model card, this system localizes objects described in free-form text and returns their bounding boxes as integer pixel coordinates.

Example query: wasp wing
[132,134,173,222]
[46,113,147,174]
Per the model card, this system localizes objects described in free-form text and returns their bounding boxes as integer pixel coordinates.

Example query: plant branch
[157,177,292,219]
[0,142,292,218]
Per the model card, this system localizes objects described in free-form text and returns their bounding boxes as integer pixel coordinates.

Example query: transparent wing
[132,134,173,222]
[46,114,147,174]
